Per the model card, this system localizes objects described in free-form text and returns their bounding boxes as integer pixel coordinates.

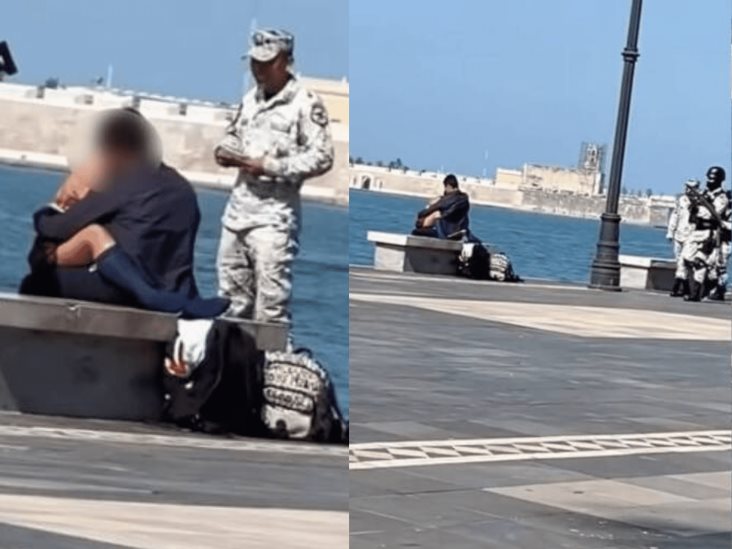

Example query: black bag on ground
[163,322,348,444]
[162,320,268,437]
[458,243,522,282]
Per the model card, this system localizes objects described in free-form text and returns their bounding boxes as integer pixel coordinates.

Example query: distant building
[494,143,606,196]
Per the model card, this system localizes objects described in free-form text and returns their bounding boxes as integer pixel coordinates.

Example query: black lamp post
[589,0,643,290]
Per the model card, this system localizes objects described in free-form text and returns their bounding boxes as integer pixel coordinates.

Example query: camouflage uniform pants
[673,239,686,279]
[714,241,730,287]
[216,225,299,323]
[681,233,715,285]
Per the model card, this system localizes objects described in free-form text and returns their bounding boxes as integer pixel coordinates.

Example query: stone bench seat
[0,293,287,421]
[368,231,464,275]
[619,255,676,292]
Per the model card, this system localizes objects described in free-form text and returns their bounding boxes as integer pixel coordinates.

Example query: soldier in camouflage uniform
[708,187,731,301]
[681,166,729,302]
[667,179,699,297]
[214,29,334,327]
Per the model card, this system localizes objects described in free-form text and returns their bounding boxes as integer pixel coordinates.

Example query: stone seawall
[350,166,672,226]
[0,89,348,206]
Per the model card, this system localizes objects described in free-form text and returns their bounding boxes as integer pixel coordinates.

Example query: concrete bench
[619,255,676,292]
[368,231,464,275]
[0,293,287,421]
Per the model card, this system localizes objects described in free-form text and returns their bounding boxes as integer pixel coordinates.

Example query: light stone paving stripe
[350,430,732,471]
[0,493,348,549]
[349,268,590,292]
[350,293,730,341]
[0,425,347,457]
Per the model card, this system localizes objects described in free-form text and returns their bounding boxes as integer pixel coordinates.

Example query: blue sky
[350,0,730,194]
[3,0,347,103]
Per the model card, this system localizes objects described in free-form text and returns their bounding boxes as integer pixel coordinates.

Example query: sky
[350,0,731,194]
[3,0,348,103]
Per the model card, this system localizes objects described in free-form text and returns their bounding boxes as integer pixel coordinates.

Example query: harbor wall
[0,82,349,205]
[350,165,673,226]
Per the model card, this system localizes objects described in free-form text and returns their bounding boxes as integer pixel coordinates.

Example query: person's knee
[82,224,115,257]
[84,224,113,244]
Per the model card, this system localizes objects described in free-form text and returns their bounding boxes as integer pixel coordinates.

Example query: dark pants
[19,266,132,306]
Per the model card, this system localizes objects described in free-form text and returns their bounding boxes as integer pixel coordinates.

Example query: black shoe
[684,280,703,302]
[669,278,685,297]
[703,278,716,299]
[707,285,726,301]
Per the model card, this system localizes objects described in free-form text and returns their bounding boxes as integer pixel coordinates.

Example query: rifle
[687,187,729,251]
[687,187,724,225]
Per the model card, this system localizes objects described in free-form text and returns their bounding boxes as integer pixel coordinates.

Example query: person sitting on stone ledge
[412,174,473,240]
[19,108,229,319]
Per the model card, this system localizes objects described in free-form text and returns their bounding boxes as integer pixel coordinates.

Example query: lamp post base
[589,212,622,291]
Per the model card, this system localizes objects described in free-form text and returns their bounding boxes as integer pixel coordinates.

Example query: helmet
[706,166,726,186]
[684,178,700,189]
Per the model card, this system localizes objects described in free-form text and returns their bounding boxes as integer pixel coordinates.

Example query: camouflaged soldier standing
[214,29,334,328]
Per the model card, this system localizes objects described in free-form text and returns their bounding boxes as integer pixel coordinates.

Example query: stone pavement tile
[350,525,490,549]
[653,533,731,548]
[350,492,489,530]
[396,489,566,521]
[481,508,729,549]
[403,461,597,491]
[355,420,459,441]
[487,478,694,515]
[668,471,732,491]
[351,425,407,443]
[424,420,527,439]
[444,517,660,549]
[349,508,413,536]
[350,469,462,497]
[0,523,130,549]
[544,452,729,480]
[613,498,731,538]
[621,472,731,501]
[625,416,719,431]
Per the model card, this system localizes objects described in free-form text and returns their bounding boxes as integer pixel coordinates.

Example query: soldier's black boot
[703,278,716,299]
[669,278,685,297]
[684,280,703,302]
[708,284,726,301]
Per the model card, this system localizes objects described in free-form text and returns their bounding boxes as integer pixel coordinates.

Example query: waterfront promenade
[0,413,348,548]
[349,267,731,548]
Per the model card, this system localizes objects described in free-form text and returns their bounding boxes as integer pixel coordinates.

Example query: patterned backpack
[262,348,348,443]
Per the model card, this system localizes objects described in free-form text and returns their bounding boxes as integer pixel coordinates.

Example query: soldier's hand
[214,147,239,168]
[239,157,266,177]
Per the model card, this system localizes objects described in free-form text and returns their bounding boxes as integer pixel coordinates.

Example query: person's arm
[34,187,122,241]
[262,94,335,181]
[417,197,445,219]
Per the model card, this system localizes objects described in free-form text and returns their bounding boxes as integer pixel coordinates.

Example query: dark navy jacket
[419,190,470,236]
[34,163,201,298]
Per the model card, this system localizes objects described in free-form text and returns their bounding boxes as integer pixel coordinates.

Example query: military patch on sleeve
[310,103,329,127]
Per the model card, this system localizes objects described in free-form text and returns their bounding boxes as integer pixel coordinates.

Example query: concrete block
[619,255,676,292]
[368,232,463,275]
[0,293,287,421]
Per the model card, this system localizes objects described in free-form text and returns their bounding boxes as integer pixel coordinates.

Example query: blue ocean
[349,189,671,283]
[0,165,349,414]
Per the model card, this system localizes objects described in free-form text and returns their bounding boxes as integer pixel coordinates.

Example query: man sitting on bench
[412,174,472,240]
[19,108,229,319]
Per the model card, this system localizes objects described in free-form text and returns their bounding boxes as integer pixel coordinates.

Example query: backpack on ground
[458,242,522,282]
[262,348,348,444]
